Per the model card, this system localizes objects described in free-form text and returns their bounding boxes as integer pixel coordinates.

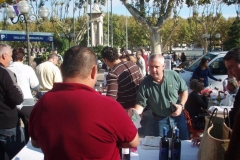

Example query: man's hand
[171,104,183,117]
[126,108,134,117]
[199,78,204,81]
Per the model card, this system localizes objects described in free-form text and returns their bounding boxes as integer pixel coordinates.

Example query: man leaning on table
[129,54,189,140]
[28,46,139,160]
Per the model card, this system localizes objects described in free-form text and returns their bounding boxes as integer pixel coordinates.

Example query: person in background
[226,78,239,94]
[136,51,146,77]
[101,46,143,110]
[29,46,139,160]
[140,48,148,75]
[192,58,221,87]
[36,53,62,99]
[8,48,39,116]
[222,74,236,92]
[119,50,128,62]
[185,79,208,118]
[130,54,189,140]
[0,44,25,159]
[180,52,187,63]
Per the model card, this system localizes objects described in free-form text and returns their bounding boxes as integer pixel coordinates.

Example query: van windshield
[184,53,217,72]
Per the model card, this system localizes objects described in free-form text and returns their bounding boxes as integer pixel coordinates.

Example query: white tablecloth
[137,140,198,160]
[12,140,198,160]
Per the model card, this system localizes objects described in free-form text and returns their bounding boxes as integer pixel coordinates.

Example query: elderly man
[36,53,62,98]
[29,46,139,160]
[101,46,143,109]
[132,54,189,140]
[0,44,25,159]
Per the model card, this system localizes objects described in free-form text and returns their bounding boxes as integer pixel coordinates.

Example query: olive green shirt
[136,70,188,117]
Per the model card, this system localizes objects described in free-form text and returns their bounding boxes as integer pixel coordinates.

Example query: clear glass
[17,0,31,14]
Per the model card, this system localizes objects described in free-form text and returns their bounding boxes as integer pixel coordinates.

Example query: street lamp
[202,33,221,53]
[5,0,49,66]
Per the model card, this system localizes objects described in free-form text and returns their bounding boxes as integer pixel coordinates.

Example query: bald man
[29,46,139,160]
[132,54,189,140]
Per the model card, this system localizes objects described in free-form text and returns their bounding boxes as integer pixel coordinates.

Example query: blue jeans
[153,112,189,140]
[0,127,25,159]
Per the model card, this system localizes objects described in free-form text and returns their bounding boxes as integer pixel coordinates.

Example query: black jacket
[185,91,208,118]
[0,63,23,129]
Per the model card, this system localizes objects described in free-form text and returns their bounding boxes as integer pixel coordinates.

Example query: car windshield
[184,53,217,72]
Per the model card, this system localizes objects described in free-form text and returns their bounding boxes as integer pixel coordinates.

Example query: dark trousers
[18,106,34,144]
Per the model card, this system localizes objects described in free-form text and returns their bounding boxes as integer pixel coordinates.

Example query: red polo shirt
[29,83,137,160]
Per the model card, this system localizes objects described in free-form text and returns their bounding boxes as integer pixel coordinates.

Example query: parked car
[179,51,228,90]
[97,60,103,71]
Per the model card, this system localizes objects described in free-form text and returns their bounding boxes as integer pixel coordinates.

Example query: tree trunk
[150,27,161,54]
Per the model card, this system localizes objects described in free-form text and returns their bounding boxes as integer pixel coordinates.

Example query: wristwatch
[179,103,184,109]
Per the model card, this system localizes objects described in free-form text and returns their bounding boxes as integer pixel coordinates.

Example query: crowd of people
[0,43,240,160]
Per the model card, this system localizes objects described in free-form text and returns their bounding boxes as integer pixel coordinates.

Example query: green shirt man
[131,54,189,139]
[136,70,188,117]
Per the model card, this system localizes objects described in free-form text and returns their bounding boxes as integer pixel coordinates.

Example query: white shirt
[8,62,39,108]
[36,61,62,92]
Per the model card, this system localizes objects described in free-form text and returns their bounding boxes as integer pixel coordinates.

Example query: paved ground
[97,70,154,138]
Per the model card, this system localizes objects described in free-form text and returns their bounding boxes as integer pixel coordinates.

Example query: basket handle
[207,108,218,128]
[223,108,231,139]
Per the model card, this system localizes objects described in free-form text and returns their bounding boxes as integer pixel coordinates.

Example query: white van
[179,51,228,90]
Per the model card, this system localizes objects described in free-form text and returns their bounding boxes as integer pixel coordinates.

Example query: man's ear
[91,65,98,80]
[2,53,7,60]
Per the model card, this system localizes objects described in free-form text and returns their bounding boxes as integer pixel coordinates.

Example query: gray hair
[148,54,165,64]
[0,44,11,56]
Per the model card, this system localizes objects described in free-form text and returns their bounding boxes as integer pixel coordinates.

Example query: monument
[88,3,104,47]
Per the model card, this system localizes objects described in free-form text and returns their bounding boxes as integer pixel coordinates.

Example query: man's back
[107,61,143,108]
[0,65,23,129]
[8,62,39,99]
[29,83,137,160]
[36,61,62,92]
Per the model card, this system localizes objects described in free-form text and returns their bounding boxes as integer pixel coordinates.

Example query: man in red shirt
[28,46,139,160]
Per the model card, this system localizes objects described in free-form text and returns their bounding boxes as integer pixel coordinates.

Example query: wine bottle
[171,128,181,160]
[159,127,169,160]
[217,91,221,106]
[122,148,130,160]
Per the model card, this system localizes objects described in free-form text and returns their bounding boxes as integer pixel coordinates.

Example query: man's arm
[118,132,140,148]
[4,70,23,107]
[31,139,40,148]
[172,90,188,117]
[106,73,118,99]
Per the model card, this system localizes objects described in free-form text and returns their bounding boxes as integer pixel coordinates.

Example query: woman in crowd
[192,58,221,87]
[185,79,208,118]
[225,78,239,94]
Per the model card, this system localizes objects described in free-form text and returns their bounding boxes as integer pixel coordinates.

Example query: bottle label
[172,149,181,157]
[160,147,168,155]
[122,148,130,154]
